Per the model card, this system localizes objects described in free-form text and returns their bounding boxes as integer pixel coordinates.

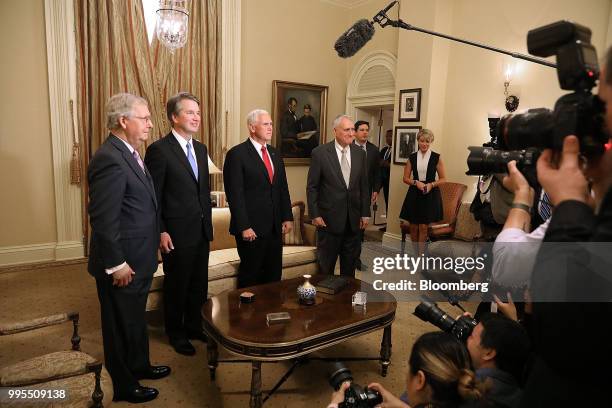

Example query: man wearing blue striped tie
[145,92,213,356]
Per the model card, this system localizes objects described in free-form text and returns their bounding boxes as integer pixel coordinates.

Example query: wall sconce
[503,62,519,112]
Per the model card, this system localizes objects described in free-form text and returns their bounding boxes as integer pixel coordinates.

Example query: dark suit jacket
[525,192,612,401]
[380,145,391,182]
[87,134,159,280]
[280,110,299,139]
[354,141,381,194]
[144,132,213,248]
[223,139,293,237]
[307,141,370,235]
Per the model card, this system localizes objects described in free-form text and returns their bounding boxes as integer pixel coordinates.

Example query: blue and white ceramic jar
[297,274,316,306]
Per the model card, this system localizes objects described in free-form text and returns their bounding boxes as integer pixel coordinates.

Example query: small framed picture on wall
[393,126,421,164]
[398,88,421,122]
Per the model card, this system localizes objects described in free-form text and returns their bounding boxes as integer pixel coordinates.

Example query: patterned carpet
[0,258,475,407]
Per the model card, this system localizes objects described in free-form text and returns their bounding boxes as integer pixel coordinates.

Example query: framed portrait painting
[272,80,328,165]
[398,88,421,122]
[393,126,421,164]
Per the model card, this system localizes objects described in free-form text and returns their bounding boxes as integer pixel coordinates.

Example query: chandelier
[156,0,189,53]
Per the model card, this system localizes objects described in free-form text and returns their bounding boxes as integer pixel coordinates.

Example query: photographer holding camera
[327,332,487,408]
[490,160,550,294]
[415,301,529,407]
[466,314,530,408]
[520,47,612,406]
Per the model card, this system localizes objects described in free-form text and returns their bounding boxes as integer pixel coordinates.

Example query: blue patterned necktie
[186,142,198,180]
[538,191,552,220]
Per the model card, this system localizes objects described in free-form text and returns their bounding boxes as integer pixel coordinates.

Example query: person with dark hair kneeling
[328,332,487,408]
[467,314,530,408]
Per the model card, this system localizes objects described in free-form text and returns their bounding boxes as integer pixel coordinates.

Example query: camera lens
[414,301,456,332]
[328,362,353,390]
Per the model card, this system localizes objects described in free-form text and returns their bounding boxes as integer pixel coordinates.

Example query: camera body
[466,21,607,177]
[328,363,382,408]
[413,301,477,342]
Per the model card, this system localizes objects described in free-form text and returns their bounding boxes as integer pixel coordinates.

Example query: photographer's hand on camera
[327,381,350,408]
[366,383,409,408]
[536,135,590,205]
[502,161,534,205]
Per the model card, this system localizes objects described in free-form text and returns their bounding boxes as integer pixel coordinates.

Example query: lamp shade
[207,155,222,174]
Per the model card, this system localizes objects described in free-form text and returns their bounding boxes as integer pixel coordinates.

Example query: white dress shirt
[492,219,550,288]
[416,149,432,181]
[172,129,197,162]
[335,140,351,168]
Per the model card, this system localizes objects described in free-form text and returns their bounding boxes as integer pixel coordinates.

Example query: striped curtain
[151,0,222,190]
[74,0,222,247]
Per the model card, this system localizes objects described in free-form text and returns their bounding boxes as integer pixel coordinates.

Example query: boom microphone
[334,19,375,58]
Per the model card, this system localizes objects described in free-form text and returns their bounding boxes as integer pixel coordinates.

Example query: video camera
[413,300,477,342]
[467,21,608,178]
[328,362,382,408]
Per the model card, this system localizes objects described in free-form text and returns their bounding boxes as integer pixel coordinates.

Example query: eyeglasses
[131,115,153,123]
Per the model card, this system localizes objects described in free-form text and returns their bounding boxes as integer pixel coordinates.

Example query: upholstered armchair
[401,182,468,254]
[428,182,468,240]
[0,312,112,407]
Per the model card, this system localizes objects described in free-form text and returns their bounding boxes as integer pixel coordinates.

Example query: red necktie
[261,146,274,183]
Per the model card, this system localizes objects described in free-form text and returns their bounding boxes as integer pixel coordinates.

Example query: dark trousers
[161,239,210,341]
[96,276,152,396]
[235,232,283,288]
[317,217,361,277]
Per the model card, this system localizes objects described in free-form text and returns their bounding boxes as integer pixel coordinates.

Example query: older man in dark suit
[223,109,294,288]
[88,93,169,404]
[307,114,370,276]
[144,92,213,356]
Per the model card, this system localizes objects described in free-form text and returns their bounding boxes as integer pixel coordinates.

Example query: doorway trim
[346,50,397,118]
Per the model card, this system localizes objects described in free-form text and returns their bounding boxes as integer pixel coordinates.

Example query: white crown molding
[321,0,374,9]
[222,0,242,153]
[44,0,84,261]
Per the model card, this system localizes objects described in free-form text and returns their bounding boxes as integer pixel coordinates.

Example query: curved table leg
[207,340,219,381]
[250,361,262,408]
[380,325,392,377]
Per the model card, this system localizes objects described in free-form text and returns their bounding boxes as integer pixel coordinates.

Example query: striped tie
[538,191,552,221]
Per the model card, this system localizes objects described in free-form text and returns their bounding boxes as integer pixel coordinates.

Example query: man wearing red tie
[223,109,294,288]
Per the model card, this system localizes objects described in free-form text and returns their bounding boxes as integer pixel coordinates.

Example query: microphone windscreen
[334,19,375,58]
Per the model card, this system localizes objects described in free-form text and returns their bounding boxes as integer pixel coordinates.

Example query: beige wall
[386,0,612,238]
[239,0,350,205]
[439,0,611,200]
[0,0,57,248]
[346,0,399,78]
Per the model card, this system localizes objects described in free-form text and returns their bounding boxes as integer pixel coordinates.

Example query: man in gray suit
[307,114,370,276]
[88,93,169,403]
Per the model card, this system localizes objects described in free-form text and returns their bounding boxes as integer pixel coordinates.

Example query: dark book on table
[315,276,349,294]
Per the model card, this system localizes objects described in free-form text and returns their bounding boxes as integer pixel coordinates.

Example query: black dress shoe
[187,330,208,343]
[170,338,196,356]
[113,385,159,403]
[138,365,171,380]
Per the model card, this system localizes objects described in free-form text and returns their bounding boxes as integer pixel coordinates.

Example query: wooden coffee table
[201,275,397,407]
